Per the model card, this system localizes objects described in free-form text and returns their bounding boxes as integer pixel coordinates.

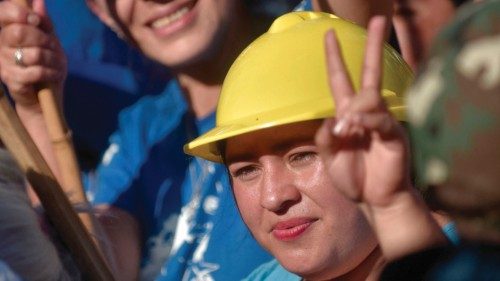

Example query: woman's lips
[272,218,317,241]
[149,0,198,37]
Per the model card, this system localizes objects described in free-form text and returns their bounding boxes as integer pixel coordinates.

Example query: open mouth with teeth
[151,1,197,29]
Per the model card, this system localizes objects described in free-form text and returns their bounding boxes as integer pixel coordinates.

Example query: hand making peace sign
[316,16,412,210]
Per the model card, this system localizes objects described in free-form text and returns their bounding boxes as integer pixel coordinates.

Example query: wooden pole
[0,87,115,280]
[12,0,107,263]
[13,0,93,229]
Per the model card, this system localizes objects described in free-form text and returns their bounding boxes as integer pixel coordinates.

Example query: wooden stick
[13,0,102,258]
[0,87,115,280]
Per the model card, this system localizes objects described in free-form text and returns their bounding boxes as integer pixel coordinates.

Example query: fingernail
[27,13,40,26]
[332,119,346,136]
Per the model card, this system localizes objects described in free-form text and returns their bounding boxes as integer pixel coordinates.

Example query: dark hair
[452,0,470,7]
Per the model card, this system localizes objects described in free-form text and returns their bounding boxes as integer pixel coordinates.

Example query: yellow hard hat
[185,12,413,162]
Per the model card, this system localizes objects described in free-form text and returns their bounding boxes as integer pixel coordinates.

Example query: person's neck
[306,247,386,281]
[174,12,271,119]
[338,247,385,281]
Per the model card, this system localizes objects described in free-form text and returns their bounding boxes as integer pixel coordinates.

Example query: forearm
[16,104,61,204]
[367,188,448,260]
[96,206,141,281]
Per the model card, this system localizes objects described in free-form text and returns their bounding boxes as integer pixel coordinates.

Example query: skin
[317,17,446,260]
[226,121,379,280]
[225,17,447,280]
[0,1,449,280]
[392,0,456,70]
[311,0,394,38]
[0,0,262,279]
[313,0,457,70]
[88,0,242,69]
[0,1,66,185]
[86,0,262,118]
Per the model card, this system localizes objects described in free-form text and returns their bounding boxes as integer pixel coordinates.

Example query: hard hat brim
[184,90,406,162]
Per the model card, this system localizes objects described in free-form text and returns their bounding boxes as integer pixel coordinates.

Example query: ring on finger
[14,48,25,67]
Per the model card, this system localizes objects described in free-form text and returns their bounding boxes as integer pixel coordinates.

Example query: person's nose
[260,163,301,213]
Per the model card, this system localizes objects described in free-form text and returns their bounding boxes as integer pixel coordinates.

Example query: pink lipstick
[272,218,316,241]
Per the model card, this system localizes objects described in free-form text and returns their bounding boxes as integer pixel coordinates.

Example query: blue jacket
[87,81,272,281]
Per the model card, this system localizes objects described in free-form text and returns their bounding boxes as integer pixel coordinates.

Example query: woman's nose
[260,165,301,213]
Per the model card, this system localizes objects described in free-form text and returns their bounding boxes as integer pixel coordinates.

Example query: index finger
[325,29,355,112]
[361,16,386,95]
[0,1,40,28]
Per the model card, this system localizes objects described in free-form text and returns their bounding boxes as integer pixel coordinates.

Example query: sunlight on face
[102,0,241,68]
[225,121,377,280]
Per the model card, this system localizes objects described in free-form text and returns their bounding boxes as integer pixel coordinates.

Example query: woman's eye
[232,165,260,181]
[289,152,317,166]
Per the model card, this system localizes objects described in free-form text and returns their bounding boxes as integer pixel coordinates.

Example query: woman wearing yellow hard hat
[185,12,447,280]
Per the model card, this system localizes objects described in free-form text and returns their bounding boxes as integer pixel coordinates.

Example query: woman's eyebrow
[225,152,256,165]
[271,135,315,153]
[226,134,315,164]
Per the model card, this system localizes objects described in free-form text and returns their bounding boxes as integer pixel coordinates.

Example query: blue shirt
[294,0,313,11]
[242,260,300,281]
[46,0,171,170]
[87,81,272,281]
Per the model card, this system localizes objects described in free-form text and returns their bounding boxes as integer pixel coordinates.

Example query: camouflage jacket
[408,0,500,240]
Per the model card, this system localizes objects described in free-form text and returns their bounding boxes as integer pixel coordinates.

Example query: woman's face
[393,0,456,68]
[225,121,377,280]
[92,0,241,68]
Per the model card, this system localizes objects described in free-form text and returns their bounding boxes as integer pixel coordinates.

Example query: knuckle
[10,25,25,43]
[32,48,42,64]
[45,69,59,81]
[30,68,45,81]
[7,82,23,95]
[0,68,7,81]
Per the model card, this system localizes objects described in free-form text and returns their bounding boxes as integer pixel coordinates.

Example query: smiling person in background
[0,0,274,280]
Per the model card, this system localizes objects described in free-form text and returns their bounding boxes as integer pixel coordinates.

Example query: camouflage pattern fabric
[407,0,500,242]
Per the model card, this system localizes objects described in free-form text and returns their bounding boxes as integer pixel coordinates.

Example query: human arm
[0,1,137,275]
[315,17,447,260]
[0,0,66,188]
[96,206,141,281]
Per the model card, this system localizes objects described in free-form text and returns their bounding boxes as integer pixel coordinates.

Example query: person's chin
[280,257,330,281]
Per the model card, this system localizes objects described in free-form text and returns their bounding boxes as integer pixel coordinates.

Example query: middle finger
[0,23,55,50]
[361,16,386,96]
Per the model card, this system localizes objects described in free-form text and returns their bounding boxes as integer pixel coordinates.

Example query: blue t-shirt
[242,259,300,281]
[87,81,272,281]
[46,0,171,170]
[294,0,313,11]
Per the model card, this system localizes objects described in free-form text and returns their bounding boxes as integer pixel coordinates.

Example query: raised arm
[315,16,447,260]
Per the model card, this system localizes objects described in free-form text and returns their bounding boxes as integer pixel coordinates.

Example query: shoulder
[242,259,301,281]
[109,80,188,148]
[118,80,186,124]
